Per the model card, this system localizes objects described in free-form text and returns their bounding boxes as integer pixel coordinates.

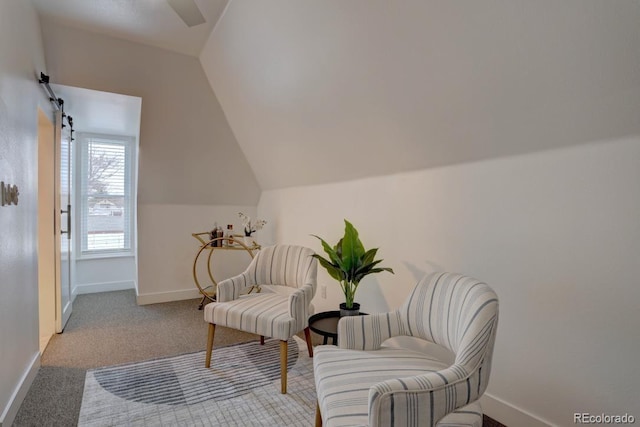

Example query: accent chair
[204,244,317,394]
[313,272,499,426]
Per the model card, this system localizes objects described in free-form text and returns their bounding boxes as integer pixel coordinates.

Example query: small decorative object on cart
[210,223,224,247]
[210,223,218,246]
[238,212,267,246]
[226,224,234,246]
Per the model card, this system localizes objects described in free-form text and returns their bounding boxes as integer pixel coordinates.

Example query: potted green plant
[312,220,394,316]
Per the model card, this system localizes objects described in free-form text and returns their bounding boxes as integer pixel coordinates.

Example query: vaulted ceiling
[32,0,640,191]
[199,0,640,190]
[32,0,228,57]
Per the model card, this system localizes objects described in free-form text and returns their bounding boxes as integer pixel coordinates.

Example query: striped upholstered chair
[204,245,317,394]
[313,272,499,426]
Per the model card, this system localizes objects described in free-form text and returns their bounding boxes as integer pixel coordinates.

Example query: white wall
[40,20,260,206]
[258,137,640,426]
[39,21,262,302]
[136,204,258,304]
[73,257,136,297]
[0,1,50,425]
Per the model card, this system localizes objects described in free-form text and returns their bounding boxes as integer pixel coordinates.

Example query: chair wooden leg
[260,335,265,345]
[304,327,314,357]
[315,400,322,427]
[280,340,288,394]
[205,324,215,368]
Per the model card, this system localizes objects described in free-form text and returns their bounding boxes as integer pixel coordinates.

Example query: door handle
[61,204,71,239]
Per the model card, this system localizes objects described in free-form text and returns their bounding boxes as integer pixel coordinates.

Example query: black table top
[308,310,367,338]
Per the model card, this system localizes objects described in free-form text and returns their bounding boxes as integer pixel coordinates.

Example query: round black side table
[308,310,367,345]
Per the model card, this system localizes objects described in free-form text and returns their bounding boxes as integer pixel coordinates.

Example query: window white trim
[75,133,137,259]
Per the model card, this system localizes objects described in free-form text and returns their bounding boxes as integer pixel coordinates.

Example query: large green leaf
[360,248,378,267]
[355,261,394,283]
[335,237,343,260]
[341,220,365,274]
[367,267,394,275]
[311,254,344,281]
[312,235,342,267]
[355,259,383,276]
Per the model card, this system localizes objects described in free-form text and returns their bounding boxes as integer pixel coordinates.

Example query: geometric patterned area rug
[78,337,315,426]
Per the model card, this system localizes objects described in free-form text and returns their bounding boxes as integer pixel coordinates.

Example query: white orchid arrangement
[238,212,267,236]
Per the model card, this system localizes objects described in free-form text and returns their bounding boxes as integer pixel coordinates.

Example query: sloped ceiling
[41,19,261,205]
[200,0,640,190]
[32,0,228,57]
[50,85,141,137]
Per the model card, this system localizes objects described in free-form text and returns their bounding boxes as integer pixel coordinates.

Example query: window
[77,134,135,256]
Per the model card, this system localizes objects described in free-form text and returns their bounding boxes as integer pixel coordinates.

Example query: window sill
[77,251,135,261]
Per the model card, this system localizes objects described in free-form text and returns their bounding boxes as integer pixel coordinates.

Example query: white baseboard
[72,280,135,298]
[481,393,554,427]
[136,288,201,305]
[0,352,40,427]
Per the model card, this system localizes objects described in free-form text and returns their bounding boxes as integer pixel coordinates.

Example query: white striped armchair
[204,245,317,394]
[313,272,499,427]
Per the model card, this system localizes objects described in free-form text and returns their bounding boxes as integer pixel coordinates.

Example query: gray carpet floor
[13,290,256,427]
[13,290,506,427]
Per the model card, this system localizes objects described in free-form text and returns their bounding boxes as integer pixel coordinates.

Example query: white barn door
[54,110,73,332]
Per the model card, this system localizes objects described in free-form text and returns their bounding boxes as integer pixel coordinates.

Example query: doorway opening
[48,84,142,301]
